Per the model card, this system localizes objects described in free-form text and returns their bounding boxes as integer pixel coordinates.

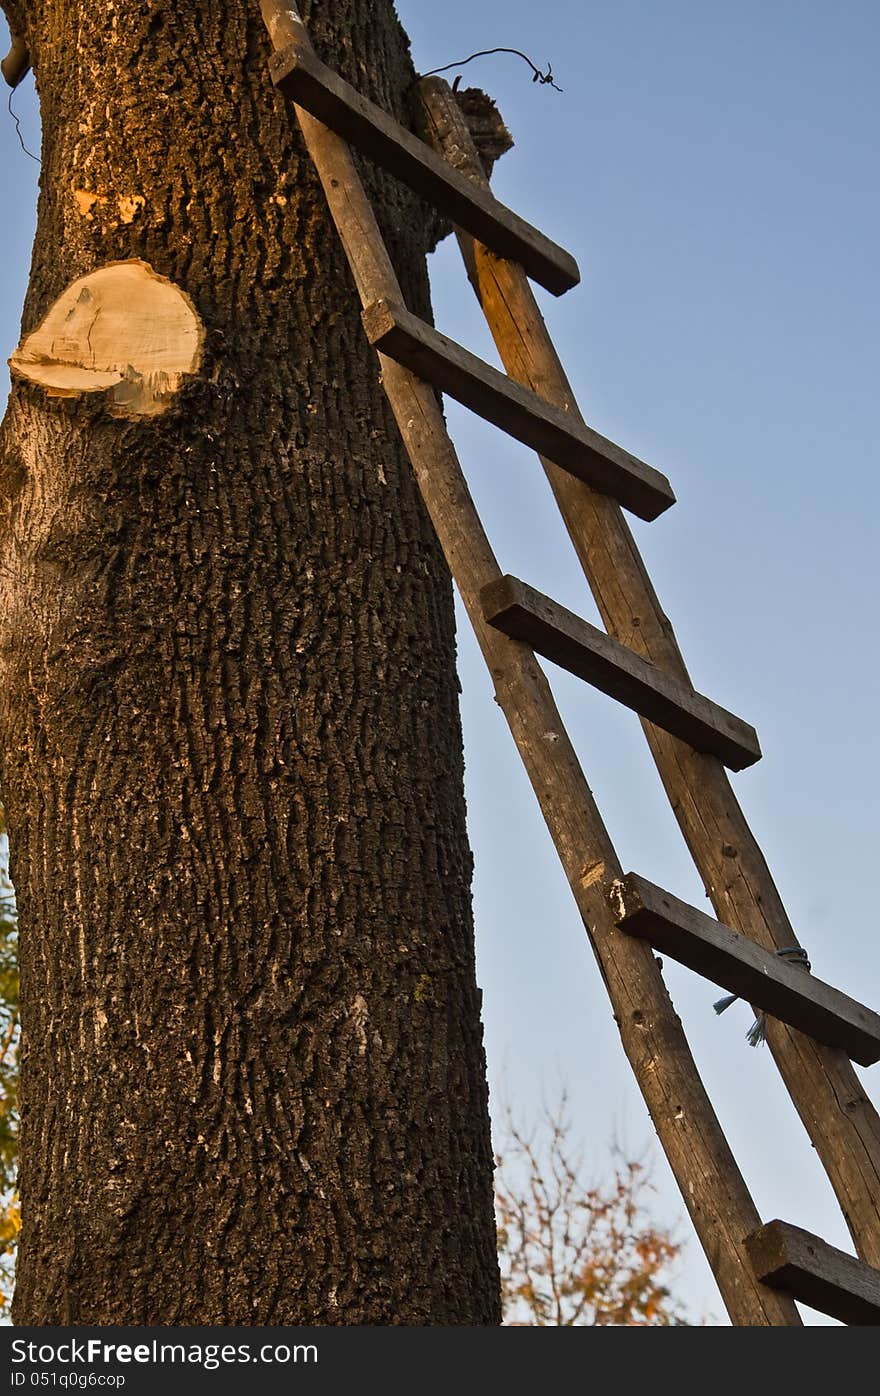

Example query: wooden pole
[260,0,799,1325]
[414,75,880,1267]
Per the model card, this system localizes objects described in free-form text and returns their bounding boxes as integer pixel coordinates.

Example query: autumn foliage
[495,1100,687,1325]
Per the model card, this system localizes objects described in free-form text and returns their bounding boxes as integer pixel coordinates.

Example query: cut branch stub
[1,31,30,88]
[9,259,204,417]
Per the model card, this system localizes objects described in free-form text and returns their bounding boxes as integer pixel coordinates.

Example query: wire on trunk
[421,48,562,93]
[7,87,39,163]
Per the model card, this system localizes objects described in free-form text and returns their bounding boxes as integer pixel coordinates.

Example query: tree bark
[0,0,500,1324]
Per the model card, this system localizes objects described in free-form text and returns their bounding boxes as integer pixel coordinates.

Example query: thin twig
[421,47,562,93]
[0,1020,16,1074]
[7,88,39,163]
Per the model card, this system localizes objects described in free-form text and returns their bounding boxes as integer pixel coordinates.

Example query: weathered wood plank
[362,299,676,522]
[612,874,880,1066]
[259,2,800,1327]
[414,74,880,1266]
[268,39,579,296]
[482,575,760,770]
[745,1221,880,1324]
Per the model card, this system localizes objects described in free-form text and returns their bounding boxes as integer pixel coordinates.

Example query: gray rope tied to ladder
[714,946,811,1046]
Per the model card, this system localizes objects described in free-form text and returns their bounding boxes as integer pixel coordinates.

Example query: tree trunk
[0,0,500,1325]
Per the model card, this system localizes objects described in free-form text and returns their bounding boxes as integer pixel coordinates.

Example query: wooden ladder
[260,3,880,1325]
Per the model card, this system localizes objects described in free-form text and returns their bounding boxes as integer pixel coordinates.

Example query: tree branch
[1,3,29,88]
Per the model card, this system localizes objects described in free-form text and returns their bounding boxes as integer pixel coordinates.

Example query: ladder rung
[363,300,676,521]
[613,874,880,1065]
[269,40,580,296]
[745,1221,880,1325]
[482,575,760,770]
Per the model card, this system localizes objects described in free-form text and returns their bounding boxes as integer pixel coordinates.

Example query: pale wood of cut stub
[10,260,204,418]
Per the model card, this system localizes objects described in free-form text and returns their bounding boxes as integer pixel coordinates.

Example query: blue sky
[2,2,878,1324]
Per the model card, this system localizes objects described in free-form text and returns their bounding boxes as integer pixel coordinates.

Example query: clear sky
[2,2,878,1325]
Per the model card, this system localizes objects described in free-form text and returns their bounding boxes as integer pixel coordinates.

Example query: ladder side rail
[413,75,880,1266]
[260,0,799,1327]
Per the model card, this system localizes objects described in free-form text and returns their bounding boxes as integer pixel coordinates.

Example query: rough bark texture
[0,1,500,1324]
